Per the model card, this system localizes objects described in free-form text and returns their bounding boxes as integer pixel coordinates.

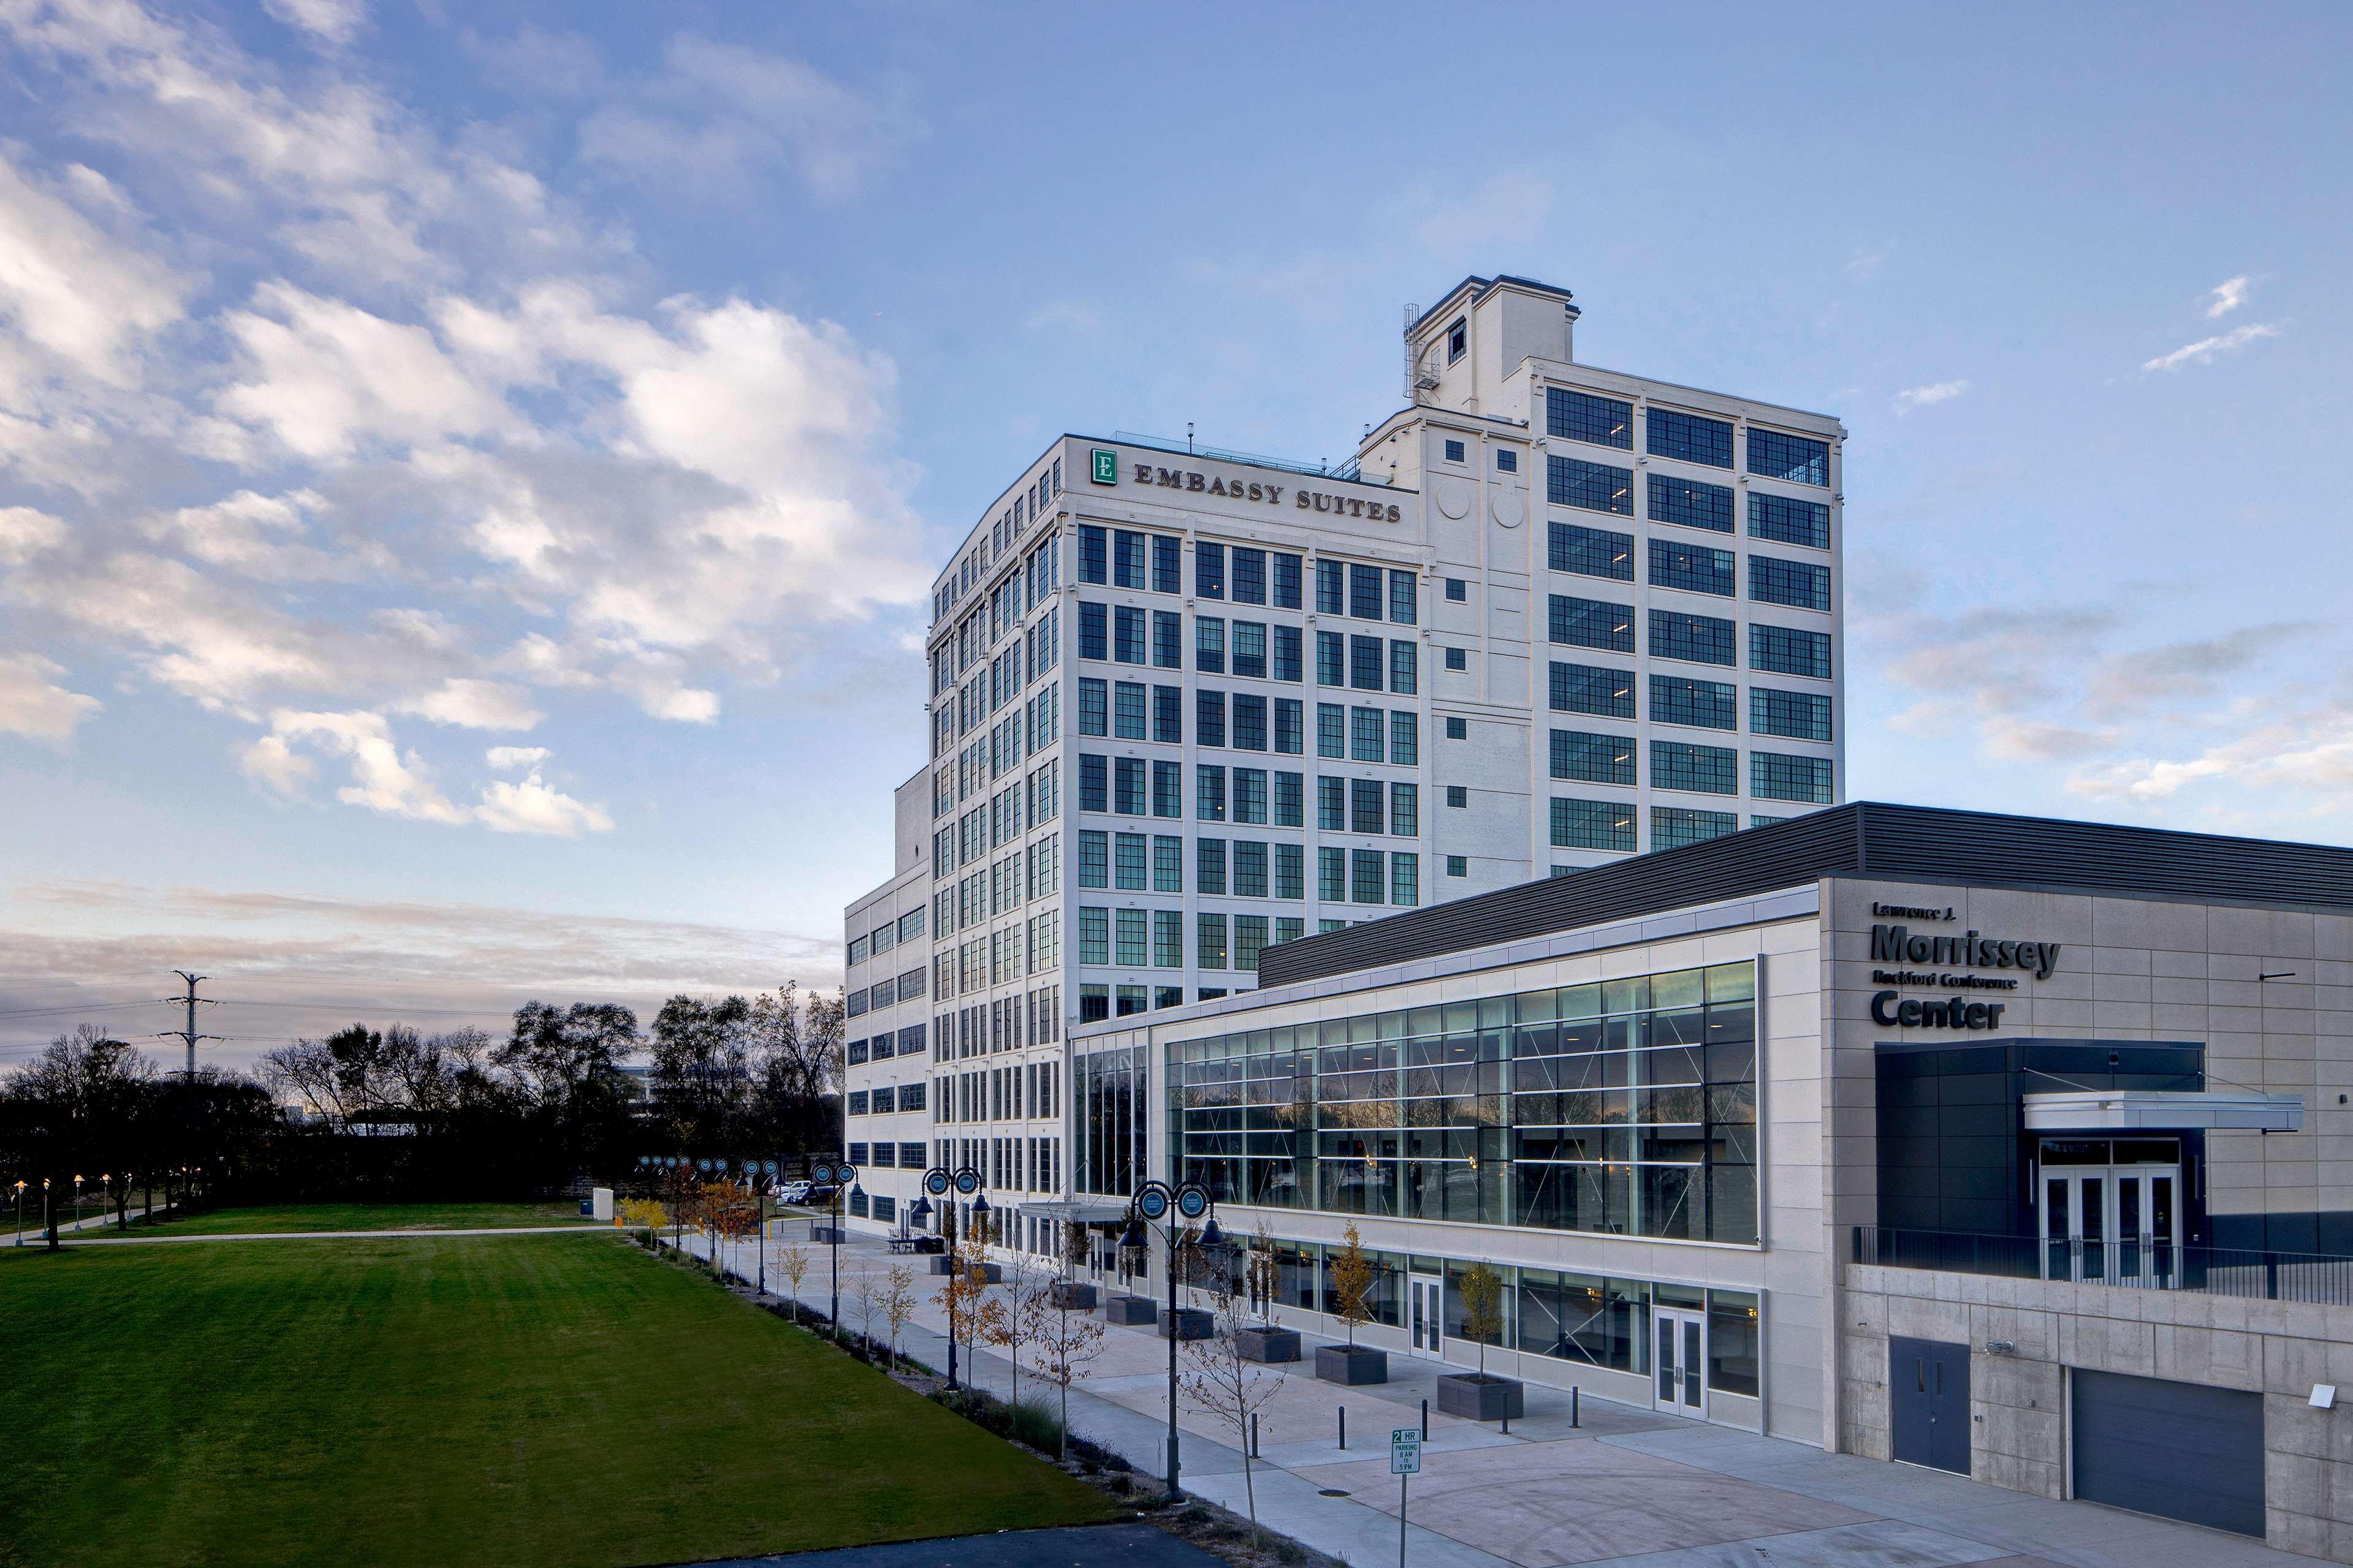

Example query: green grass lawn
[115,1200,601,1236]
[0,1234,1119,1568]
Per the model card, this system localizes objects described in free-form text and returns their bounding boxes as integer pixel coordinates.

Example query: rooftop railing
[1849,1224,2353,1308]
[1111,430,1369,484]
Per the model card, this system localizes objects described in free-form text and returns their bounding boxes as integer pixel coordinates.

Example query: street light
[913,1165,986,1387]
[811,1158,860,1328]
[12,1180,24,1247]
[1119,1179,1218,1507]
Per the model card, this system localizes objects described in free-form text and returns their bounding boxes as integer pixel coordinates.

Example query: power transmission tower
[158,970,222,1081]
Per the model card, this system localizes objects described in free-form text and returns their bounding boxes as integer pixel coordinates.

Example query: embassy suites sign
[1865,900,2062,1032]
[1092,447,1404,523]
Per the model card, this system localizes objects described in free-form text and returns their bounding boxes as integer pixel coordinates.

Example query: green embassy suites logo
[1090,447,1119,485]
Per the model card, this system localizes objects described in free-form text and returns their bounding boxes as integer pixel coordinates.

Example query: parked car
[775,1180,813,1205]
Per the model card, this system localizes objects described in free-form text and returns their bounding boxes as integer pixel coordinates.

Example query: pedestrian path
[677,1225,2311,1568]
[698,1521,1222,1568]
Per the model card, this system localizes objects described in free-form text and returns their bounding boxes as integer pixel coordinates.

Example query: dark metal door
[2072,1369,2263,1537]
[1890,1336,1970,1474]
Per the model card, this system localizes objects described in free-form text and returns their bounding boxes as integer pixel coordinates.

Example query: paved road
[678,1225,2311,1568]
[685,1521,1221,1568]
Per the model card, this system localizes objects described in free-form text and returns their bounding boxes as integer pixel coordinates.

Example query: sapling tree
[1032,1271,1107,1460]
[1459,1261,1504,1376]
[1329,1221,1375,1347]
[1180,1256,1286,1544]
[984,1248,1046,1405]
[778,1238,812,1319]
[881,1262,918,1373]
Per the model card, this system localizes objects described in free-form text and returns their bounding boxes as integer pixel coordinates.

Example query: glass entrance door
[1408,1274,1445,1357]
[2040,1154,2179,1286]
[1654,1307,1705,1417]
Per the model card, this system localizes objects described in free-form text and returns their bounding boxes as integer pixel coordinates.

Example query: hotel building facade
[843,273,1848,1243]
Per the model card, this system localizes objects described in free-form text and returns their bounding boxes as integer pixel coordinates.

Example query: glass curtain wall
[1169,961,1758,1244]
[1075,1045,1148,1197]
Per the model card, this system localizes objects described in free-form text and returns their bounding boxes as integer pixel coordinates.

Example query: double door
[1654,1306,1705,1417]
[2040,1162,2178,1284]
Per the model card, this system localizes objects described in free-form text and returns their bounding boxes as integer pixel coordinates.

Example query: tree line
[0,984,844,1246]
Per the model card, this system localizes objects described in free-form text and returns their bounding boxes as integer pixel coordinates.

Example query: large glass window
[1751,750,1834,805]
[1649,609,1738,667]
[1749,554,1831,612]
[1646,407,1733,468]
[1751,686,1833,742]
[1548,522,1635,581]
[1548,456,1633,515]
[1747,428,1830,487]
[1545,387,1632,449]
[1750,623,1832,680]
[1551,729,1635,785]
[1747,492,1830,550]
[1652,806,1738,850]
[1646,474,1735,534]
[1549,594,1635,653]
[1648,539,1735,597]
[1551,796,1635,851]
[1549,662,1636,720]
[1649,675,1738,731]
[1168,959,1758,1244]
[1651,740,1738,795]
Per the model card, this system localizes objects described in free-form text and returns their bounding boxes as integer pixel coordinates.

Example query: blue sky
[2,1,2347,1067]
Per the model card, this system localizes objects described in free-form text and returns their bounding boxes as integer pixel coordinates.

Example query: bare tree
[1181,1254,1287,1542]
[985,1249,1049,1407]
[778,1237,812,1319]
[935,1213,995,1389]
[1034,1273,1108,1460]
[881,1262,919,1373]
[853,1265,884,1355]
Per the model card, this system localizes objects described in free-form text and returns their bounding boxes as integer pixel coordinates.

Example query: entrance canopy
[2023,1089,2302,1133]
[1016,1197,1132,1223]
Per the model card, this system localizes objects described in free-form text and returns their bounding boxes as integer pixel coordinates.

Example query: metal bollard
[1250,1411,1260,1458]
[1339,1404,1346,1450]
[1421,1398,1429,1439]
[1572,1385,1580,1428]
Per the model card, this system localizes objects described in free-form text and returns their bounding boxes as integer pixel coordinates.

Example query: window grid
[1750,686,1833,742]
[1748,554,1831,612]
[1750,623,1833,680]
[1550,729,1635,785]
[1752,750,1834,805]
[1648,609,1738,667]
[1652,806,1738,850]
[1648,539,1735,597]
[1747,428,1830,487]
[1549,662,1636,720]
[1549,522,1635,580]
[1646,473,1735,534]
[1648,675,1738,732]
[1547,455,1634,515]
[1551,797,1636,852]
[1544,387,1633,449]
[1645,407,1734,468]
[1549,595,1636,653]
[1651,740,1739,796]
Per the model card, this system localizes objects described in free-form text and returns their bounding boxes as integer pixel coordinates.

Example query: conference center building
[1068,802,2353,1559]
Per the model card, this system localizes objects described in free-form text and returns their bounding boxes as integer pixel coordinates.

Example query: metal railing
[1111,430,1369,484]
[1849,1224,2353,1306]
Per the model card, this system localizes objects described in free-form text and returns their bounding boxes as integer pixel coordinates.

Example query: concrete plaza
[680,1224,2315,1568]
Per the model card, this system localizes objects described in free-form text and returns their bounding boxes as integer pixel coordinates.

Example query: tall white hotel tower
[840,275,1845,1243]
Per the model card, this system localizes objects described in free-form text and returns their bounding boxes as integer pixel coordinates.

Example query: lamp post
[1118,1179,1219,1507]
[12,1180,24,1247]
[912,1165,986,1387]
[812,1159,859,1327]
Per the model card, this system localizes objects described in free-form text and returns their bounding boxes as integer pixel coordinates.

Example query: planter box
[929,1255,959,1276]
[810,1226,845,1244]
[1315,1344,1388,1385]
[1049,1281,1099,1310]
[1236,1325,1300,1363]
[1158,1306,1212,1341]
[928,1257,1003,1282]
[1103,1295,1158,1325]
[976,1262,1003,1284]
[1435,1373,1524,1422]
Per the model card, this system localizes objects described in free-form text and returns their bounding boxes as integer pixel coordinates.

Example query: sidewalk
[677,1226,2311,1568]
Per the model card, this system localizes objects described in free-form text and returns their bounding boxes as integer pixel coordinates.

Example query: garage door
[2072,1368,2263,1537]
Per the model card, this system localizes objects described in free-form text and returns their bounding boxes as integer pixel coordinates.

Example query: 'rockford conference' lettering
[1868,922,2059,980]
[1132,462,1402,522]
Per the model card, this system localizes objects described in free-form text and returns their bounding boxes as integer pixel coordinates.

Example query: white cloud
[2067,706,2353,806]
[484,745,547,770]
[0,652,101,743]
[474,768,612,836]
[238,730,315,793]
[2142,320,2281,374]
[0,506,67,564]
[215,282,514,460]
[1895,379,1969,412]
[2206,275,2252,318]
[396,678,542,732]
[262,709,468,823]
[263,0,368,47]
[0,150,186,390]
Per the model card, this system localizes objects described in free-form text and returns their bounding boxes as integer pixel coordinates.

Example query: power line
[0,999,177,1019]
